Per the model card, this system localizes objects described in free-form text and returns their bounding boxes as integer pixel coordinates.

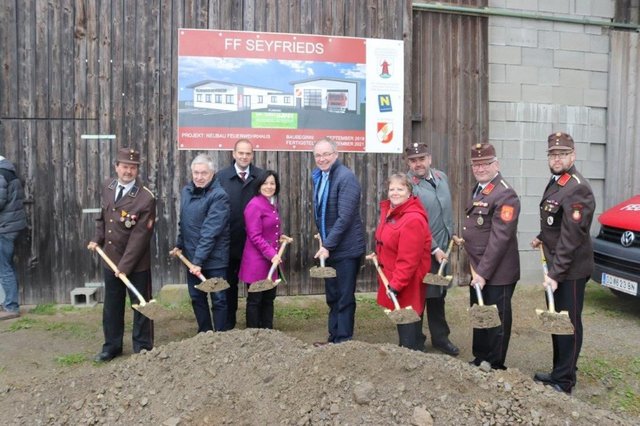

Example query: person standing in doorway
[88,147,156,362]
[405,142,459,356]
[311,137,365,345]
[0,155,27,320]
[217,139,264,329]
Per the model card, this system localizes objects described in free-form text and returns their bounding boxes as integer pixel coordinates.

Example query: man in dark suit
[216,139,264,329]
[462,143,520,370]
[88,147,156,362]
[405,143,459,356]
[531,132,595,394]
[312,137,365,345]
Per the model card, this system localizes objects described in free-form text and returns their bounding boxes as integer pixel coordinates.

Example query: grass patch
[355,294,378,307]
[581,357,623,386]
[55,353,86,366]
[29,304,57,315]
[275,306,315,320]
[7,317,38,331]
[618,387,640,414]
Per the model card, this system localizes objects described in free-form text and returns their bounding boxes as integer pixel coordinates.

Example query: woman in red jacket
[375,173,432,350]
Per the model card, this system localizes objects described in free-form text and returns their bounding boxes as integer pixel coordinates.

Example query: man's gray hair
[314,137,338,152]
[191,154,215,172]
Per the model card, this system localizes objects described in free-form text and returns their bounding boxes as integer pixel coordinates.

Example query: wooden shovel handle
[267,235,294,279]
[538,245,556,312]
[436,238,456,276]
[170,248,207,282]
[314,233,328,268]
[94,246,148,305]
[366,253,401,310]
[469,264,485,306]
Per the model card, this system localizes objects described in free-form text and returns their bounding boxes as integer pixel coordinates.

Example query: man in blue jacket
[171,154,230,333]
[312,138,365,345]
[0,156,27,320]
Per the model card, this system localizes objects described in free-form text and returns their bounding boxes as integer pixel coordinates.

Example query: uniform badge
[125,220,132,228]
[571,204,583,222]
[500,205,515,222]
[477,216,484,226]
[547,216,554,225]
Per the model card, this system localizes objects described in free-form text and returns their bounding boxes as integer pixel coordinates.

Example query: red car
[592,195,640,298]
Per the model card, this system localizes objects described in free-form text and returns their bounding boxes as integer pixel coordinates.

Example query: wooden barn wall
[411,0,488,274]
[0,0,413,304]
[606,30,640,208]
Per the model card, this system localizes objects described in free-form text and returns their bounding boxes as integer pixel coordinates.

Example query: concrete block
[157,284,190,306]
[559,69,590,88]
[584,25,603,35]
[585,53,608,72]
[505,0,537,11]
[522,122,553,140]
[538,67,560,86]
[591,0,615,19]
[587,142,605,161]
[525,177,550,196]
[575,0,592,16]
[559,105,590,124]
[589,71,607,90]
[522,48,553,67]
[584,89,607,107]
[506,27,538,47]
[70,287,98,308]
[585,124,607,143]
[518,211,541,231]
[489,102,507,121]
[553,50,585,69]
[489,83,522,102]
[589,108,606,127]
[553,22,586,34]
[563,124,587,141]
[489,26,507,46]
[489,16,521,28]
[501,140,524,159]
[583,160,605,179]
[552,86,583,106]
[522,19,553,31]
[523,85,553,103]
[538,31,560,49]
[506,65,538,84]
[522,159,552,178]
[539,0,569,13]
[489,0,507,7]
[560,32,591,52]
[489,63,506,83]
[499,158,521,179]
[489,45,522,65]
[590,34,610,53]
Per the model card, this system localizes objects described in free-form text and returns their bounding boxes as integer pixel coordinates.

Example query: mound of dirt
[1,329,633,425]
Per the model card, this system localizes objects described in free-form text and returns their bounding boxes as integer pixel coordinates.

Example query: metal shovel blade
[248,278,281,293]
[309,266,337,278]
[195,277,230,293]
[469,304,501,329]
[423,273,453,287]
[535,308,574,335]
[384,307,421,325]
[132,300,166,321]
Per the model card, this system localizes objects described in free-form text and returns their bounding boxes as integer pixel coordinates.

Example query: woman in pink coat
[375,173,432,350]
[239,170,282,328]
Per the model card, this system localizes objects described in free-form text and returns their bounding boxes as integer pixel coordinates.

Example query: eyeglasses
[547,151,573,160]
[314,151,336,160]
[471,161,496,169]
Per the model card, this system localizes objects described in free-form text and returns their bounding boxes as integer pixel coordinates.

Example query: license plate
[602,273,638,296]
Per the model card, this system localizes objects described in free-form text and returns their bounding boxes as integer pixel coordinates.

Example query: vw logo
[620,231,635,247]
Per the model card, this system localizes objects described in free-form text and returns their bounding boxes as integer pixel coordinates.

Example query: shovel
[309,234,337,278]
[170,248,230,293]
[535,245,574,335]
[423,238,455,286]
[248,235,293,293]
[94,247,166,320]
[468,265,501,329]
[366,253,421,324]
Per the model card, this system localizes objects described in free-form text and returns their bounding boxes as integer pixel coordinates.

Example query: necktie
[317,173,329,203]
[239,171,247,181]
[115,185,125,202]
[472,184,482,198]
[426,177,436,189]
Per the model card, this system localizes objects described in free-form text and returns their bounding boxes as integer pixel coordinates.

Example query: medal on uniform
[547,216,554,225]
[125,220,132,228]
[477,216,484,226]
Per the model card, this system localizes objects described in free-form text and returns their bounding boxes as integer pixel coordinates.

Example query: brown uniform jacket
[462,173,520,285]
[537,165,595,282]
[92,178,156,275]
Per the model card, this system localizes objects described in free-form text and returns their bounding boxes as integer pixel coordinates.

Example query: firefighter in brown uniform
[462,143,520,370]
[88,148,156,362]
[531,132,595,394]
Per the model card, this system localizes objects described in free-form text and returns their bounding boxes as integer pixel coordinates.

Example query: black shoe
[433,340,460,356]
[550,383,572,395]
[469,358,481,366]
[94,351,120,363]
[533,372,554,384]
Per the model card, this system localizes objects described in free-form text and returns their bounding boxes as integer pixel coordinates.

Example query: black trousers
[397,320,423,351]
[225,257,241,329]
[245,285,277,329]
[421,256,451,346]
[101,268,153,355]
[549,277,587,392]
[469,283,515,369]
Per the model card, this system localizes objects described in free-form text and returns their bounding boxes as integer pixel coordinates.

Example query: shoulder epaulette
[500,180,510,189]
[142,186,156,198]
[557,173,572,186]
[571,174,581,184]
[482,182,495,195]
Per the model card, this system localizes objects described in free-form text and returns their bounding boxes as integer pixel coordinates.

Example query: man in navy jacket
[312,138,365,344]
